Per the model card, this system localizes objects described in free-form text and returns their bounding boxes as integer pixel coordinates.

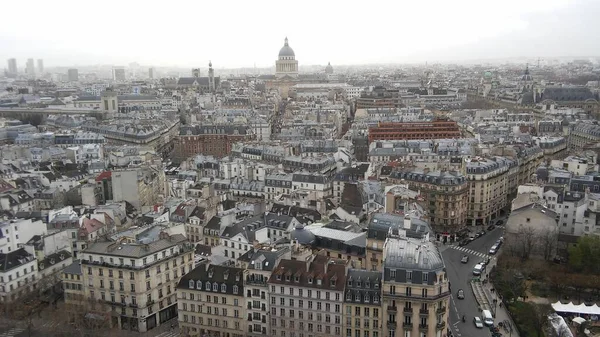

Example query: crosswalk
[0,327,25,337]
[450,245,494,260]
[154,330,181,337]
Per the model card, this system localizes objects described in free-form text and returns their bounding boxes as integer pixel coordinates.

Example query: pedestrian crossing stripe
[450,246,495,260]
[154,331,181,337]
[0,327,25,337]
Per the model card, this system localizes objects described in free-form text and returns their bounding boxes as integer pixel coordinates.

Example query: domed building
[275,37,298,79]
[325,62,333,74]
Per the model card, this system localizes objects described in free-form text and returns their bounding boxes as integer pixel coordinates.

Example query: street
[442,226,504,337]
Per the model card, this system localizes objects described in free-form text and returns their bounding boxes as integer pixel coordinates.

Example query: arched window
[213,283,218,292]
[196,280,202,289]
[205,281,211,291]
[221,284,227,293]
[233,285,238,294]
[188,280,194,289]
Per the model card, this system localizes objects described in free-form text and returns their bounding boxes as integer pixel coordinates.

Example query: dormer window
[347,280,353,287]
[208,269,214,278]
[205,281,211,291]
[223,271,229,280]
[374,283,379,289]
[188,280,194,289]
[374,295,379,303]
[212,283,218,292]
[357,280,361,287]
[196,280,202,289]
[366,281,370,288]
[355,293,360,301]
[294,276,300,283]
[221,284,227,293]
[236,273,240,281]
[308,277,313,284]
[233,285,238,294]
[365,294,370,302]
[316,279,322,286]
[276,274,281,280]
[346,292,352,301]
[285,275,290,281]
[330,279,336,287]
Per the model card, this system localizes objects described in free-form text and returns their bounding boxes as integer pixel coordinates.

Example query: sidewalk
[481,259,520,337]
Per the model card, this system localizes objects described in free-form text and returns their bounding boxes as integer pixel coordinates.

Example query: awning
[552,301,600,315]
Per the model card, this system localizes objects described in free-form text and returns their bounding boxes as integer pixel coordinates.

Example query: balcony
[436,306,447,314]
[387,321,397,329]
[387,306,397,312]
[419,309,429,315]
[403,307,412,313]
[419,324,428,330]
[402,322,412,329]
[437,321,446,329]
[128,303,139,308]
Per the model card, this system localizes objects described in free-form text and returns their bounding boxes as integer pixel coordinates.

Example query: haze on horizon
[1,0,599,69]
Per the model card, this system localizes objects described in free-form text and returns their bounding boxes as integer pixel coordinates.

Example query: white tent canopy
[552,301,600,315]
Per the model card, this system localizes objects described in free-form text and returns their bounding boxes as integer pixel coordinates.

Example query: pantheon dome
[275,37,298,79]
[279,37,295,58]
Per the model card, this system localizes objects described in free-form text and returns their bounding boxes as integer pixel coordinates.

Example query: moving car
[457,289,465,299]
[458,239,469,247]
[461,255,469,263]
[472,263,484,276]
[473,316,484,328]
[489,245,498,255]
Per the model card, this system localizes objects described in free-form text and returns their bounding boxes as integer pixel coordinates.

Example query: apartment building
[368,120,461,144]
[0,248,38,303]
[112,167,166,211]
[466,157,518,226]
[343,270,382,337]
[81,234,194,332]
[265,173,293,202]
[268,255,347,337]
[177,263,246,337]
[239,247,291,336]
[63,261,85,320]
[382,236,450,337]
[389,168,468,240]
[333,164,370,204]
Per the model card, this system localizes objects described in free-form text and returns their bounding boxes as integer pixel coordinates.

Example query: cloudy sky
[1,0,598,68]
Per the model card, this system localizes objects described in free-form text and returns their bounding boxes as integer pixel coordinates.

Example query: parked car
[473,263,485,276]
[487,224,495,231]
[457,289,465,300]
[495,239,503,247]
[496,220,504,226]
[468,235,476,241]
[481,257,491,266]
[479,230,486,236]
[489,245,498,255]
[458,240,469,247]
[461,255,469,264]
[474,317,484,328]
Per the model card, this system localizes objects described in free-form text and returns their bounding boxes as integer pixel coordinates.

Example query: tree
[529,303,553,337]
[509,226,538,260]
[547,268,569,300]
[569,235,600,274]
[540,227,559,261]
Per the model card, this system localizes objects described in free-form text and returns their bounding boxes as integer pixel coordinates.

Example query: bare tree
[540,227,559,261]
[509,226,538,260]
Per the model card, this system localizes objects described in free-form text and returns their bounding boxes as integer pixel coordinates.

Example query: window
[221,284,227,293]
[390,269,396,278]
[206,282,211,291]
[233,285,238,294]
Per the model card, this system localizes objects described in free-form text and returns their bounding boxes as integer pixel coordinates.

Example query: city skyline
[1,0,599,68]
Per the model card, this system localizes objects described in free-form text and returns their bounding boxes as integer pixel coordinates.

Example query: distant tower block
[101,89,118,113]
[208,61,215,93]
[192,68,200,77]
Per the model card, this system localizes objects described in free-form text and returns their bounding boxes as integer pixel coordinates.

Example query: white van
[472,263,484,276]
[481,310,494,326]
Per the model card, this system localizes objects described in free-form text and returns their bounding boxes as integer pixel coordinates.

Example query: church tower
[208,61,215,93]
[520,64,533,92]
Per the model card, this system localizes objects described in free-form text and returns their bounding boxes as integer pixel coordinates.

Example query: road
[442,225,504,337]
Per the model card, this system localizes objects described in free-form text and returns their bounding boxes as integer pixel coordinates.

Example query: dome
[325,62,333,74]
[278,37,295,58]
[290,223,315,245]
[484,71,492,78]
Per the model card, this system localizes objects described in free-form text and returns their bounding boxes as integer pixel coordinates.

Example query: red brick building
[175,125,255,161]
[368,119,461,143]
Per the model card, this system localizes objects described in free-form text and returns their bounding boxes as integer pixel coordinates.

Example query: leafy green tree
[568,235,600,274]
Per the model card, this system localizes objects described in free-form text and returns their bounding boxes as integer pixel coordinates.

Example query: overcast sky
[1,0,598,69]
